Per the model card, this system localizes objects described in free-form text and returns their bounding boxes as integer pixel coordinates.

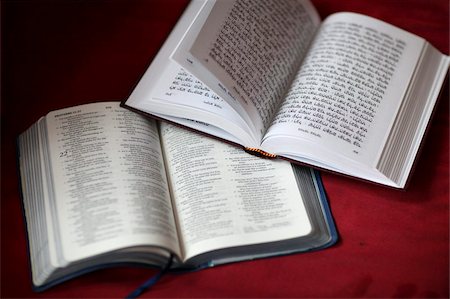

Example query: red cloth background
[2,0,449,297]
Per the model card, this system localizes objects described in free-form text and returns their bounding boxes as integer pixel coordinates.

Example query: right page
[159,123,313,262]
[262,12,427,185]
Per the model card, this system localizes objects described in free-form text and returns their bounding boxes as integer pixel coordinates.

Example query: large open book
[18,102,336,290]
[123,0,449,188]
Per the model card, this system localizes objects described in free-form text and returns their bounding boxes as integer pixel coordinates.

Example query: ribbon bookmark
[244,147,277,159]
[126,254,174,299]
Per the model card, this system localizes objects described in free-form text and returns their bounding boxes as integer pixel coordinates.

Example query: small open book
[123,0,449,188]
[18,102,336,290]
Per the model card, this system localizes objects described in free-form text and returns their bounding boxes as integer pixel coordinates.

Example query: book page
[147,63,260,147]
[159,123,311,261]
[45,103,180,262]
[173,0,321,139]
[264,12,424,167]
[125,0,259,147]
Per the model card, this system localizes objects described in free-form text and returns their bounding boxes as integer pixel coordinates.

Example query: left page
[159,123,312,261]
[125,0,259,148]
[45,102,181,262]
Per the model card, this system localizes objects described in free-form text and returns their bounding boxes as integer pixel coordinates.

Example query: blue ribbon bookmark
[126,254,174,299]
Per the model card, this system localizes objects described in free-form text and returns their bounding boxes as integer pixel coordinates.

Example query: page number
[59,150,68,158]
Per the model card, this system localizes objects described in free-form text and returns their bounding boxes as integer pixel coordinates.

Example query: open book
[17,102,336,290]
[123,0,449,188]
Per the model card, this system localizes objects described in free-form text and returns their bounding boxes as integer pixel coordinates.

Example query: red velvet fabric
[2,0,448,297]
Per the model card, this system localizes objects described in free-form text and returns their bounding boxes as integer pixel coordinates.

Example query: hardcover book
[123,0,449,188]
[18,102,337,290]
